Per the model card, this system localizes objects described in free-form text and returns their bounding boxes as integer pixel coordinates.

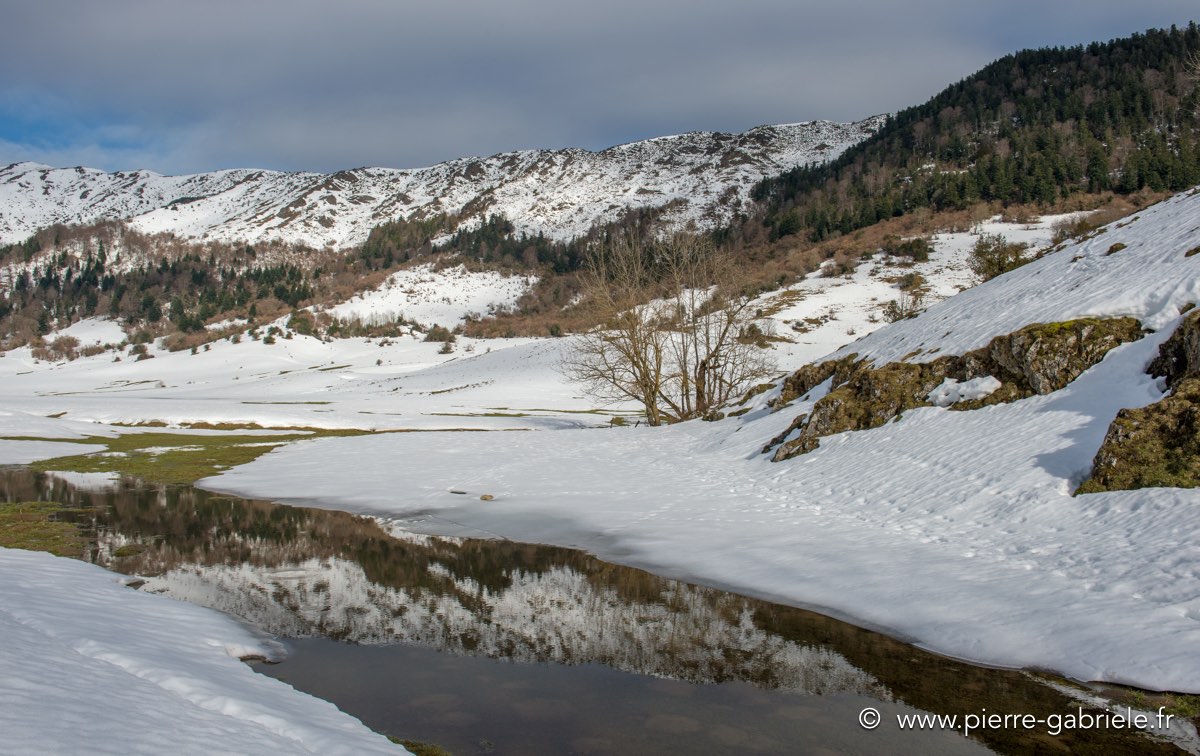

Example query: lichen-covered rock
[1148,309,1200,390]
[769,317,1144,461]
[771,354,860,408]
[1077,377,1200,493]
[771,359,955,461]
[980,318,1144,396]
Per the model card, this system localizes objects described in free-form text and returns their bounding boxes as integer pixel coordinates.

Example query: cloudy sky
[1,1,1195,175]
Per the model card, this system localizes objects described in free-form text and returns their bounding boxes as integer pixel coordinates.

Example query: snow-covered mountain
[0,118,884,248]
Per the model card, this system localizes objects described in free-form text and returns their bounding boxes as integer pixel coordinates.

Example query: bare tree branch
[561,233,775,425]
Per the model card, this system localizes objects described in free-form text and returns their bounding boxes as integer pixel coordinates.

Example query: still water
[1,467,1175,755]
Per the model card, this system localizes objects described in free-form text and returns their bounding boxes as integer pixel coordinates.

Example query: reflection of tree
[8,470,878,695]
[3,470,1176,755]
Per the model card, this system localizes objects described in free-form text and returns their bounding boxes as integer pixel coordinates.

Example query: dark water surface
[1,467,1177,755]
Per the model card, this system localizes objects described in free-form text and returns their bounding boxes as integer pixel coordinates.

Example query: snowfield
[0,547,402,754]
[1,183,1199,756]
[189,188,1200,693]
[0,211,1074,431]
[323,263,538,328]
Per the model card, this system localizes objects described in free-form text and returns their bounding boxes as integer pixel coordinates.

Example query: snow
[756,212,1081,366]
[184,187,1200,693]
[323,263,536,328]
[836,194,1200,366]
[0,325,597,431]
[927,376,1002,407]
[0,547,403,754]
[0,118,884,248]
[199,325,1200,692]
[50,317,127,347]
[2,182,1200,753]
[0,439,92,464]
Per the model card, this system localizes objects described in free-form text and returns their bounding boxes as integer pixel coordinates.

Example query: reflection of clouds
[140,549,886,698]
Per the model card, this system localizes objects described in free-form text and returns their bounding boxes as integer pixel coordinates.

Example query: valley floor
[2,203,1199,750]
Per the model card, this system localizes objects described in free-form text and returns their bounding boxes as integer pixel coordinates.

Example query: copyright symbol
[859,707,881,730]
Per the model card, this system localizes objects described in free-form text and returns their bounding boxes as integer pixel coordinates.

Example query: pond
[0,467,1178,755]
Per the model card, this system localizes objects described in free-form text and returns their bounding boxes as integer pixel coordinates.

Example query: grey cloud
[1,0,1195,173]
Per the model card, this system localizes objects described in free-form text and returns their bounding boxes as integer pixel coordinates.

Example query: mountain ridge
[0,117,885,249]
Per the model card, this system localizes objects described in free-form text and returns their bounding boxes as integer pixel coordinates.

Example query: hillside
[2,184,1197,697]
[182,184,1200,696]
[0,118,882,248]
[752,24,1200,243]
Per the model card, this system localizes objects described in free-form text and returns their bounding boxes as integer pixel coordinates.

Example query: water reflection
[0,467,1179,755]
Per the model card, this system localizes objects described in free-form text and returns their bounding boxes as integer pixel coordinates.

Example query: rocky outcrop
[1078,310,1200,493]
[768,317,1144,461]
[1148,309,1200,390]
[1077,377,1200,493]
[772,355,860,408]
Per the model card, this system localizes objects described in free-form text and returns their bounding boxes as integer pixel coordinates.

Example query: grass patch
[28,429,372,485]
[0,435,104,446]
[386,737,452,756]
[317,364,352,372]
[756,289,808,318]
[1095,685,1200,726]
[0,501,92,556]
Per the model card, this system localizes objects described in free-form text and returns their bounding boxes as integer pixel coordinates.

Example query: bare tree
[562,233,775,425]
[1187,49,1200,85]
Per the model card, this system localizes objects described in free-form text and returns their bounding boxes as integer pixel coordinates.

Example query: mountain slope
[189,184,1200,694]
[754,24,1200,242]
[0,118,883,248]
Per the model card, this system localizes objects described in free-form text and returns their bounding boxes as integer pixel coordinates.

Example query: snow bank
[0,547,403,754]
[203,188,1200,693]
[202,330,1200,692]
[0,439,95,465]
[836,192,1200,366]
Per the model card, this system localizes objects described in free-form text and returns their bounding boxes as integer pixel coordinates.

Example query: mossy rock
[770,317,1144,461]
[773,354,860,407]
[981,317,1143,396]
[772,360,952,460]
[1149,310,1200,390]
[1077,377,1200,493]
